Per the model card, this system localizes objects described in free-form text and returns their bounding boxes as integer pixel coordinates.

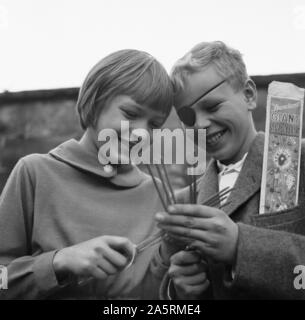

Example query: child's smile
[175,65,257,165]
[206,128,228,148]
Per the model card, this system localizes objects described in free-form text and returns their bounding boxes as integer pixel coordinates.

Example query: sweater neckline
[49,139,145,188]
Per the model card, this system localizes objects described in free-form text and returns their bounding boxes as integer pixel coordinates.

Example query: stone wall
[0,90,83,192]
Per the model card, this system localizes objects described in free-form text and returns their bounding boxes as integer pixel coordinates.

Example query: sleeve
[159,272,175,300]
[224,222,305,299]
[136,245,170,299]
[0,159,63,299]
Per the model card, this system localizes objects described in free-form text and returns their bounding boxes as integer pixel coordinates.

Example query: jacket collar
[197,132,265,215]
[49,139,145,188]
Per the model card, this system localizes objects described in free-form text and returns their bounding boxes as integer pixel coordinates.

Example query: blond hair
[171,41,249,94]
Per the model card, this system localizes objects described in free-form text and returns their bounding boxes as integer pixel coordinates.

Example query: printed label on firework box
[259,81,304,214]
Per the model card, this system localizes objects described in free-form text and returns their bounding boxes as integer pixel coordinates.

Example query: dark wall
[0,91,83,193]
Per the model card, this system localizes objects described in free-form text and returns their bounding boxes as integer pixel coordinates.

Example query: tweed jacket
[162,132,305,299]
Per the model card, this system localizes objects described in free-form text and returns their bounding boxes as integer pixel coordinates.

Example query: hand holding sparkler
[155,180,238,265]
[139,163,234,264]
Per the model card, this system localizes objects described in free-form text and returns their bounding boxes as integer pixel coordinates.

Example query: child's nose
[194,113,211,129]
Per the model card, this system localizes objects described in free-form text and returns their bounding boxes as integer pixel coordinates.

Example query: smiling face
[175,65,257,165]
[91,94,168,165]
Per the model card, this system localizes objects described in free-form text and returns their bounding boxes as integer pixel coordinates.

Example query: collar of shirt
[216,153,248,206]
[216,152,248,176]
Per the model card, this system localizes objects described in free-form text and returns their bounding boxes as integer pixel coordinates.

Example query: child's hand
[156,204,238,265]
[53,235,135,283]
[158,232,192,265]
[168,250,209,299]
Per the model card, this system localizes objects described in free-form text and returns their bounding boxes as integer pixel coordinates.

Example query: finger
[170,250,202,265]
[106,236,135,257]
[169,263,206,278]
[156,213,213,230]
[159,225,216,246]
[187,240,216,257]
[96,256,120,275]
[102,237,135,268]
[163,233,193,247]
[167,204,219,217]
[175,281,210,297]
[90,266,108,280]
[177,272,208,286]
[97,245,129,269]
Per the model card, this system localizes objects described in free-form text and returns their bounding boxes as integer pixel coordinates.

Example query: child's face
[94,94,168,160]
[175,65,257,164]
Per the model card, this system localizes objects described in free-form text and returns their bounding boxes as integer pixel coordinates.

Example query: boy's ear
[243,79,257,111]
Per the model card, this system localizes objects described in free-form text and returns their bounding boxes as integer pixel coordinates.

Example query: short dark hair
[76,49,173,129]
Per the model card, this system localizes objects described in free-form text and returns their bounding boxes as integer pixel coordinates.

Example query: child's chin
[211,148,231,162]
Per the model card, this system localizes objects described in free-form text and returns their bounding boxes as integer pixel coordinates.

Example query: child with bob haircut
[0,49,175,300]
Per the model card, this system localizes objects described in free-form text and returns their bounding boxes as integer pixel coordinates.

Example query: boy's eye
[208,103,221,113]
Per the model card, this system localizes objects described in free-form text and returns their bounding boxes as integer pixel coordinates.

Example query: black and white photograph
[1,0,305,307]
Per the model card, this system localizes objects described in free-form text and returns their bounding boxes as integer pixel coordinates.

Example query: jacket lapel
[224,132,265,215]
[197,132,265,216]
[197,159,219,205]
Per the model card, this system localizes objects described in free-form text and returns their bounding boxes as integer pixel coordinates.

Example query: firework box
[259,81,304,214]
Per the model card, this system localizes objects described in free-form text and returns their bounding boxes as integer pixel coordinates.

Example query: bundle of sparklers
[134,164,233,255]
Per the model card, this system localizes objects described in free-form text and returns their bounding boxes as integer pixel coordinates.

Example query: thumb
[106,236,136,260]
[187,241,211,259]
